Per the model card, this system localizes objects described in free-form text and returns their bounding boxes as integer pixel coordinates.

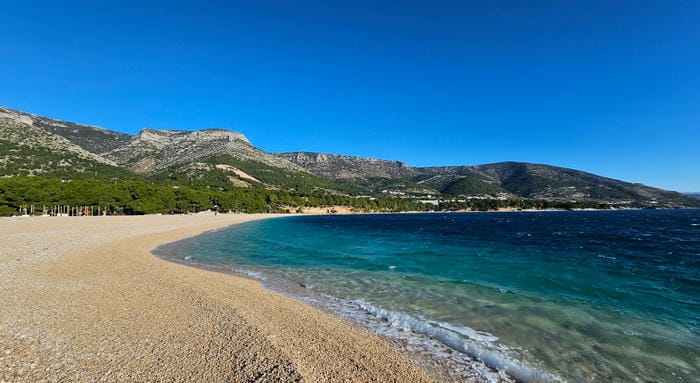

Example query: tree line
[0,177,615,217]
[0,177,429,216]
[438,198,611,211]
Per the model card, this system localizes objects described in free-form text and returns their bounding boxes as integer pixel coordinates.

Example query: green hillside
[441,174,507,196]
[2,105,698,212]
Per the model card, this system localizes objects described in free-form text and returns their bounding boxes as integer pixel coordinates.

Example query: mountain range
[1,105,697,208]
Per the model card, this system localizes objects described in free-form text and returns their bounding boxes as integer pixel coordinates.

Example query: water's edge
[152,227,554,383]
[151,210,700,383]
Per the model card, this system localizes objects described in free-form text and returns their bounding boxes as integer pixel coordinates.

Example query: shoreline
[0,214,438,382]
[153,214,557,383]
[152,223,505,383]
[150,213,697,381]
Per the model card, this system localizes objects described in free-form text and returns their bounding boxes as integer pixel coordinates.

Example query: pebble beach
[0,214,436,382]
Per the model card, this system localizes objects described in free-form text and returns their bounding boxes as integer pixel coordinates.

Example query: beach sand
[0,214,437,382]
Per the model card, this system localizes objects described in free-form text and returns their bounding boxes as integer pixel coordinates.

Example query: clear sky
[1,1,698,191]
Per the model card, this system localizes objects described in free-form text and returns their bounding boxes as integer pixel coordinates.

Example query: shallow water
[161,210,700,382]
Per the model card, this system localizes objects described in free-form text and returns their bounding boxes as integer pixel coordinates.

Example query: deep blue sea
[159,210,700,383]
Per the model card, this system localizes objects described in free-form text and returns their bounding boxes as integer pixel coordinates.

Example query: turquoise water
[160,210,700,382]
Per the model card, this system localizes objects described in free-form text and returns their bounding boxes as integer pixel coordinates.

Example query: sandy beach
[0,214,436,382]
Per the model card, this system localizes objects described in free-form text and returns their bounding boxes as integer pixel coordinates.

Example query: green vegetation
[0,139,134,180]
[0,177,429,216]
[31,119,131,154]
[149,155,347,194]
[151,165,239,190]
[3,105,698,210]
[6,176,690,217]
[335,176,435,196]
[438,198,611,211]
[501,169,628,200]
[441,175,506,196]
[205,155,343,193]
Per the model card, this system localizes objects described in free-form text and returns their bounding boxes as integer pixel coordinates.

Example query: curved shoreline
[0,214,437,382]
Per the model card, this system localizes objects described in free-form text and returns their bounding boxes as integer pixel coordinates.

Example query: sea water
[159,210,700,382]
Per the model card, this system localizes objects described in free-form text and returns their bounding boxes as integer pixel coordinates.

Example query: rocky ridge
[0,108,124,176]
[104,128,305,175]
[277,152,415,180]
[0,106,308,188]
[282,152,699,207]
[0,107,116,166]
[1,105,697,207]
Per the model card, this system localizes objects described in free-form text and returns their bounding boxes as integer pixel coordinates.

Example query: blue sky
[1,1,698,191]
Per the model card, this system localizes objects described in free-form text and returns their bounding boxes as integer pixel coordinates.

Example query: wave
[352,300,564,383]
[231,268,266,280]
[230,265,563,382]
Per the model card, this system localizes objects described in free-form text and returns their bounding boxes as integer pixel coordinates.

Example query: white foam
[215,268,564,383]
[352,301,564,383]
[232,268,265,280]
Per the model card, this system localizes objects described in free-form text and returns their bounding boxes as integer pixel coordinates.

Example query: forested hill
[0,106,334,193]
[282,153,700,208]
[414,162,697,207]
[1,105,698,213]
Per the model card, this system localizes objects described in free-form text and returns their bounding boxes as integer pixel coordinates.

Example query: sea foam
[265,275,563,383]
[351,300,564,383]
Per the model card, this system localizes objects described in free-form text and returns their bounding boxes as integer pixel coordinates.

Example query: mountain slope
[0,106,331,191]
[1,106,697,208]
[101,129,336,191]
[278,152,415,180]
[413,166,510,196]
[422,162,700,207]
[280,151,697,207]
[23,111,131,155]
[104,128,303,175]
[0,107,131,178]
[473,162,695,206]
[278,152,435,195]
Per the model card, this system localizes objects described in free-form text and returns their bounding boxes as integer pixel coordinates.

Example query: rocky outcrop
[0,108,119,172]
[105,128,305,175]
[278,152,415,180]
[0,106,306,182]
[1,105,697,207]
[278,150,698,206]
[0,106,131,155]
[417,162,697,206]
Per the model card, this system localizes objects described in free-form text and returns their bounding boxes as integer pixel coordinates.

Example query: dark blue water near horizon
[162,210,700,383]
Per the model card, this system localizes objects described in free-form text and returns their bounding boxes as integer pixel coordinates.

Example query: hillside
[277,152,415,180]
[105,129,301,174]
[282,152,699,207]
[1,105,697,208]
[0,107,132,179]
[277,152,431,195]
[0,106,334,193]
[101,128,336,192]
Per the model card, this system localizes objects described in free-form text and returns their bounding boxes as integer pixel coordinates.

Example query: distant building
[414,199,439,206]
